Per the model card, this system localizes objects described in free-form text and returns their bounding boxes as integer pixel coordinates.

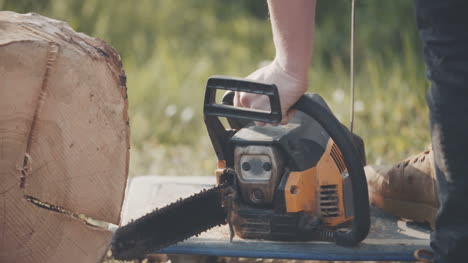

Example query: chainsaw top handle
[203,75,370,246]
[204,75,282,124]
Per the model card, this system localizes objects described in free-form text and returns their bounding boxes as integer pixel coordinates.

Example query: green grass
[2,0,431,178]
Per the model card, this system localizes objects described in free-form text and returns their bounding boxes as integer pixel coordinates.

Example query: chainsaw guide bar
[111,182,230,260]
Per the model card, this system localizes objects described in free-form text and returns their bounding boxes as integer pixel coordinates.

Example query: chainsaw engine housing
[204,76,369,245]
[223,95,361,240]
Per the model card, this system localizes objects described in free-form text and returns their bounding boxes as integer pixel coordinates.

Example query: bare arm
[235,0,317,124]
[269,0,316,81]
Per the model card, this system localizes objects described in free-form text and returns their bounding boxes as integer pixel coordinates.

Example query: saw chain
[111,176,234,260]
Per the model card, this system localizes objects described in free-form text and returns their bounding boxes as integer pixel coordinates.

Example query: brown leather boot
[365,145,440,229]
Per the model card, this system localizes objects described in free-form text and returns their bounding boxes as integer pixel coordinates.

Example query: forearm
[267,0,316,80]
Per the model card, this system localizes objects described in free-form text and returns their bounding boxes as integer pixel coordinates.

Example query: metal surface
[234,145,282,205]
[121,176,431,261]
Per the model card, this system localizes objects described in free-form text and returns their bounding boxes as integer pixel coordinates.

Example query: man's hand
[233,0,315,126]
[234,60,308,125]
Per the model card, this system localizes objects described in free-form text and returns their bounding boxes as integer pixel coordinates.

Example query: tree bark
[0,11,129,263]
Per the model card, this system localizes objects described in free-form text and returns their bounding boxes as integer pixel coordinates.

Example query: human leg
[415,1,468,262]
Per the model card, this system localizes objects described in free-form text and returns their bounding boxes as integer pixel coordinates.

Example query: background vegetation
[2,0,430,177]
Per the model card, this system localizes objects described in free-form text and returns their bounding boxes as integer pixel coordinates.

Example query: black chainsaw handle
[204,76,282,124]
[293,96,370,246]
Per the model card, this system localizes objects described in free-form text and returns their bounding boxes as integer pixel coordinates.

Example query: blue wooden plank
[159,238,429,261]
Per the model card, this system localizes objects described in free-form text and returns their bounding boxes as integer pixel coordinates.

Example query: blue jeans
[415,1,468,262]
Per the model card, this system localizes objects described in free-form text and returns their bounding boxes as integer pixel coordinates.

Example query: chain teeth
[111,184,229,260]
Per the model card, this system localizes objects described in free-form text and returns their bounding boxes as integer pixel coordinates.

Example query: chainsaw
[112,76,370,260]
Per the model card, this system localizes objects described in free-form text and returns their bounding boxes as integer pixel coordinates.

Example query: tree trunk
[0,11,130,263]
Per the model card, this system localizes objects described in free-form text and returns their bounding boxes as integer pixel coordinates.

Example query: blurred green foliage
[2,0,430,176]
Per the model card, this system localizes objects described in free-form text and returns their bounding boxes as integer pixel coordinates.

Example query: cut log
[0,12,130,263]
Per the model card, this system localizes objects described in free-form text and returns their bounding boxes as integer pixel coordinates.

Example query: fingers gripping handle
[204,76,282,124]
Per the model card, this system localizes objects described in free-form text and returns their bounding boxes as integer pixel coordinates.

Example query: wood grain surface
[0,11,129,263]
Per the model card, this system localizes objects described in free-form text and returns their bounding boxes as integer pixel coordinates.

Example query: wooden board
[120,176,431,261]
[0,12,129,263]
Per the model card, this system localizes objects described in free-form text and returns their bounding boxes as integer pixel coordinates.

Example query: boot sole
[381,198,438,229]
